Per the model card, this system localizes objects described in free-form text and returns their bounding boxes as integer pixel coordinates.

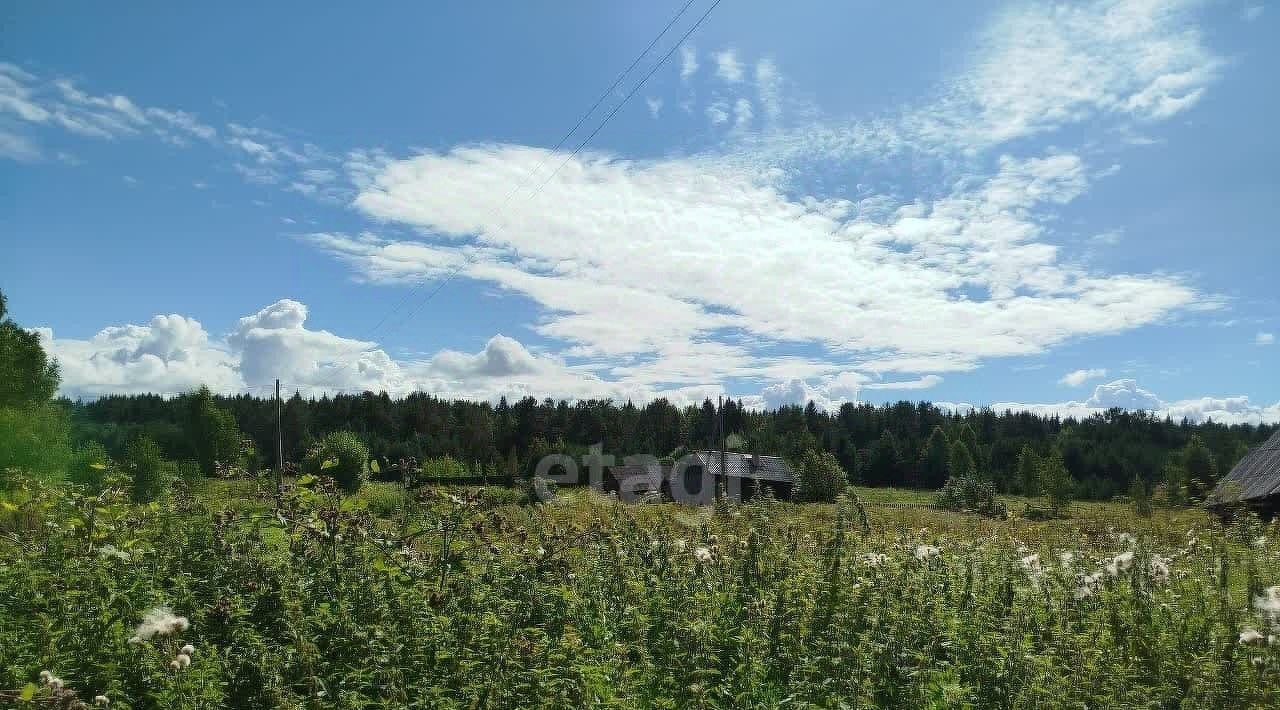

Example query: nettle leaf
[20,682,36,700]
[297,474,317,486]
[370,459,381,473]
[320,459,339,471]
[89,462,108,470]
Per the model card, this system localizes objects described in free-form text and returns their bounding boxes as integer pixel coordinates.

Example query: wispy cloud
[1257,332,1276,346]
[1059,368,1108,387]
[712,48,744,83]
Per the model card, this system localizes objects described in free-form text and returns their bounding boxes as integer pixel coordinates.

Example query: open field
[3,477,1279,709]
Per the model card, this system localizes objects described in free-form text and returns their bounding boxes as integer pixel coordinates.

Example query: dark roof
[607,461,665,487]
[1209,429,1280,504]
[692,450,795,483]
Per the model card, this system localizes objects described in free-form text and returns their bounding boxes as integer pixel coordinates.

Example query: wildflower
[860,553,888,567]
[693,546,714,564]
[176,653,191,668]
[1116,532,1136,547]
[536,546,546,558]
[1253,585,1280,619]
[128,606,189,644]
[1149,555,1171,584]
[1019,554,1043,575]
[1240,628,1266,645]
[914,545,941,562]
[1074,572,1104,600]
[39,670,52,684]
[98,545,131,562]
[1105,551,1134,577]
[94,695,110,706]
[180,644,195,655]
[1058,551,1075,566]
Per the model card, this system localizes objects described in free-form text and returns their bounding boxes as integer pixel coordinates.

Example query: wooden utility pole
[275,378,283,498]
[718,395,726,499]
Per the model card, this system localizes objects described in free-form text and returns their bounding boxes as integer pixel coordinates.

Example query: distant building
[604,450,795,504]
[1207,429,1280,516]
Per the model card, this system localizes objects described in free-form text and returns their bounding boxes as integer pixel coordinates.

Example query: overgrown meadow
[2,476,1280,709]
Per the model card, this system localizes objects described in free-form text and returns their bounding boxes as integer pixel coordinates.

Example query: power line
[368,0,701,337]
[387,0,726,335]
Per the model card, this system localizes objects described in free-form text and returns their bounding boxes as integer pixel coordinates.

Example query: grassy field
[2,476,1279,708]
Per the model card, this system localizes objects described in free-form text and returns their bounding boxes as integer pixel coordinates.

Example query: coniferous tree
[1038,450,1074,515]
[1016,445,1039,497]
[918,426,949,489]
[948,439,975,480]
[1182,435,1218,500]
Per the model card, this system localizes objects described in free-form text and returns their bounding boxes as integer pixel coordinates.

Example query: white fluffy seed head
[169,660,181,671]
[180,644,195,656]
[176,653,191,668]
[94,695,110,706]
[1240,628,1266,645]
[130,606,190,643]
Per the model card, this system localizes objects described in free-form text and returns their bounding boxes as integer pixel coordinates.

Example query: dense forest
[67,389,1274,501]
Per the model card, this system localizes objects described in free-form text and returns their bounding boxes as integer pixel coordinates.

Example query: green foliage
[1162,460,1188,506]
[67,440,112,491]
[795,449,848,502]
[1016,444,1039,496]
[1182,434,1219,501]
[864,429,902,486]
[1038,450,1075,515]
[183,385,243,476]
[918,426,949,488]
[1130,475,1153,518]
[4,478,1273,708]
[947,438,975,480]
[304,430,370,492]
[935,473,1006,518]
[125,434,174,503]
[0,289,60,410]
[0,401,72,483]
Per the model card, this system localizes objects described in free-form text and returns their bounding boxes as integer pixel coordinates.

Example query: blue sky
[2,0,1277,423]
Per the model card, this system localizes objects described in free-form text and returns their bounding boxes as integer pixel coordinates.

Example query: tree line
[67,388,1273,501]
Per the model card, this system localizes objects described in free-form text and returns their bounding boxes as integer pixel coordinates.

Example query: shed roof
[1208,429,1280,504]
[692,450,795,483]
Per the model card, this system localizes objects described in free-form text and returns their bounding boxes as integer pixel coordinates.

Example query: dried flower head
[1240,628,1266,645]
[180,644,195,656]
[1105,550,1134,577]
[914,544,941,562]
[129,606,190,644]
[176,653,191,668]
[94,695,110,706]
[693,546,714,564]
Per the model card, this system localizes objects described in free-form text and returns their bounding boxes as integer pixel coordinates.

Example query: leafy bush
[303,430,369,492]
[183,386,244,476]
[125,434,174,503]
[0,402,72,483]
[935,474,1007,518]
[795,449,848,502]
[67,441,112,491]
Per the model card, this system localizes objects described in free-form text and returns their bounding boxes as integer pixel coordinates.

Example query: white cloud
[343,144,1198,386]
[646,96,663,119]
[991,378,1280,424]
[1059,368,1108,387]
[705,101,729,125]
[1242,5,1264,22]
[713,49,744,83]
[748,0,1222,163]
[680,45,699,82]
[732,98,753,132]
[755,58,782,122]
[1256,332,1275,346]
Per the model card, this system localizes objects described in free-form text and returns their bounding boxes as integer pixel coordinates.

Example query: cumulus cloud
[1059,368,1108,387]
[1257,332,1275,346]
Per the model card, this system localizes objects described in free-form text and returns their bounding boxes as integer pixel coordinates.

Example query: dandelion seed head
[1105,550,1135,577]
[176,653,191,668]
[693,546,714,564]
[181,644,195,655]
[860,553,888,568]
[169,660,181,671]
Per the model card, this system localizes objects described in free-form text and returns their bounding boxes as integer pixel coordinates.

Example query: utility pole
[718,395,726,500]
[275,378,283,499]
